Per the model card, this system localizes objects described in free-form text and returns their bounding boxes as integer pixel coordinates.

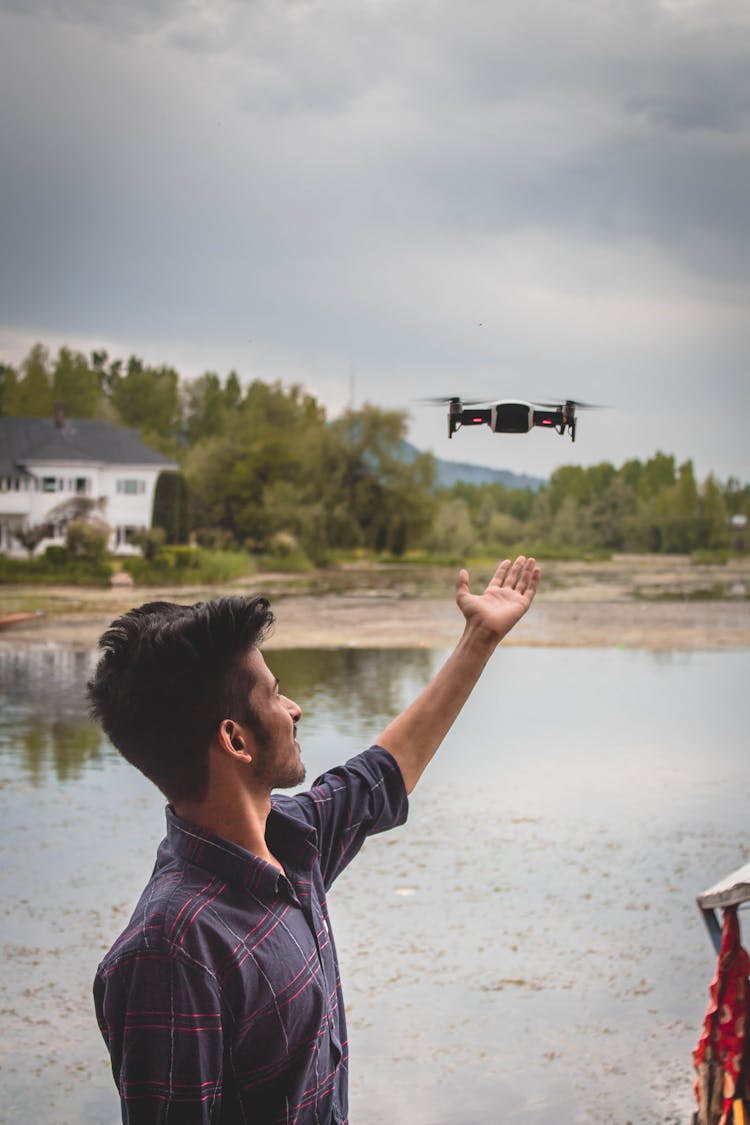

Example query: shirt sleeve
[289,745,409,888]
[94,949,224,1124]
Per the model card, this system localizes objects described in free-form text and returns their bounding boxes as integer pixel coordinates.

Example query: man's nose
[286,697,302,722]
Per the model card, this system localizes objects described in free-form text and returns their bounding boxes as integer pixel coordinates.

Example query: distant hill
[401,441,545,491]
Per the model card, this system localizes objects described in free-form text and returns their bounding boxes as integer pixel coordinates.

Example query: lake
[0,643,748,1124]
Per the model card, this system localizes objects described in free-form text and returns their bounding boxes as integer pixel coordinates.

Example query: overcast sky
[1,0,748,482]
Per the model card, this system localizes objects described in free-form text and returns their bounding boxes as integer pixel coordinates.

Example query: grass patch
[122,547,254,586]
[634,584,748,601]
[0,554,111,587]
[690,549,731,566]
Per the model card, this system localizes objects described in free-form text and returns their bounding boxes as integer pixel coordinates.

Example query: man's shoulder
[96,854,226,976]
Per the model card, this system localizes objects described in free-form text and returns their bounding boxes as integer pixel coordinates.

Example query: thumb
[456,568,470,603]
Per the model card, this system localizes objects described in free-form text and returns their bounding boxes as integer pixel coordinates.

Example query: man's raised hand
[455,556,541,645]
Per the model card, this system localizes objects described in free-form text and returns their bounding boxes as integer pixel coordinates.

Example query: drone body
[444,397,583,441]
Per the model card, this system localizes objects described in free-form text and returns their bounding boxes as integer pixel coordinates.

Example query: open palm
[456,556,541,642]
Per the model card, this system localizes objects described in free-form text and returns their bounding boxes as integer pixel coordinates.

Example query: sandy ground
[1,554,749,649]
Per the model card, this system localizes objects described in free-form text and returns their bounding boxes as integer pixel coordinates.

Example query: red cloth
[693,905,750,1125]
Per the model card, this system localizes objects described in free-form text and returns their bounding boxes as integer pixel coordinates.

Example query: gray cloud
[1,0,749,480]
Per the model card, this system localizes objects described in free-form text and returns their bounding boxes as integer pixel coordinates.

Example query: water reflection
[265,647,435,729]
[0,647,104,784]
[0,646,436,786]
[0,644,748,1125]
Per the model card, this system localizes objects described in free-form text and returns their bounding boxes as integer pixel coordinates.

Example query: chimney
[53,403,66,429]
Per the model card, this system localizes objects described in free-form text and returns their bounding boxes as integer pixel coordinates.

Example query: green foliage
[152,472,190,543]
[3,344,54,416]
[2,343,112,420]
[431,446,745,560]
[121,546,252,586]
[328,405,437,555]
[109,356,181,450]
[65,519,109,560]
[0,362,18,415]
[183,372,241,444]
[4,340,749,564]
[690,549,730,565]
[0,551,111,586]
[131,526,167,560]
[428,498,475,555]
[52,347,102,417]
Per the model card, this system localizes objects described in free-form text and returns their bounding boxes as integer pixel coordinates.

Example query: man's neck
[174,786,284,873]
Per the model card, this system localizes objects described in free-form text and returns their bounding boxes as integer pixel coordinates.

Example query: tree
[184,373,227,444]
[52,347,101,417]
[110,357,181,448]
[224,371,242,413]
[546,465,588,516]
[4,343,53,416]
[429,498,475,555]
[639,452,676,500]
[131,526,167,560]
[661,460,699,552]
[0,363,18,415]
[13,524,49,556]
[66,520,109,560]
[91,349,124,394]
[588,475,637,549]
[702,475,730,549]
[329,404,436,554]
[152,472,190,543]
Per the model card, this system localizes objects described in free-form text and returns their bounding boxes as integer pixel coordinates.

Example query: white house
[0,412,178,556]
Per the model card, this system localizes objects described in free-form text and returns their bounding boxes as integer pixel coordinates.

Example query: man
[90,556,541,1124]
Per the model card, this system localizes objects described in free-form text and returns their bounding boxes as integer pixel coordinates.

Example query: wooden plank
[697,862,750,909]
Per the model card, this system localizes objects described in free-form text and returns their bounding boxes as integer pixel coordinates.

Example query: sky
[1,0,749,483]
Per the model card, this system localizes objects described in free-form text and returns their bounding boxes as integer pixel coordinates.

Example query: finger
[456,568,470,600]
[524,565,542,603]
[502,555,526,588]
[490,559,512,588]
[517,557,539,595]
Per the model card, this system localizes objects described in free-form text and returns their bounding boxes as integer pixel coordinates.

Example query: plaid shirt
[94,747,408,1124]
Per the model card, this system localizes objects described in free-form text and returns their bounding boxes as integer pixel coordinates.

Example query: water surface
[0,644,747,1124]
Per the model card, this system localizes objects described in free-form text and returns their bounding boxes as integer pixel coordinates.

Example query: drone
[424,397,597,441]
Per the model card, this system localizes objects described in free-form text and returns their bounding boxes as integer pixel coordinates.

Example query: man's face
[242,648,305,789]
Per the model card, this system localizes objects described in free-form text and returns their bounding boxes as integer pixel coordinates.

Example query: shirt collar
[164,802,319,897]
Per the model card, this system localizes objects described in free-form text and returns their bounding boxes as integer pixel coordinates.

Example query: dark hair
[87,596,274,802]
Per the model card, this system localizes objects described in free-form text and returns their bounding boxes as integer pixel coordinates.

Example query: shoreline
[1,594,749,650]
[1,556,749,650]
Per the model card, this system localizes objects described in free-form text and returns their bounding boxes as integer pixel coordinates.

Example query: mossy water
[0,644,747,1123]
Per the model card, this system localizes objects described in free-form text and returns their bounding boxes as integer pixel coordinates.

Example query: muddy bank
[1,555,749,649]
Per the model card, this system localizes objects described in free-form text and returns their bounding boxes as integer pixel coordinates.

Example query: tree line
[2,343,748,563]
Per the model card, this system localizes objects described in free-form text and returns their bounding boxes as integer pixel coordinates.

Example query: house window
[42,477,58,493]
[116,479,145,495]
[75,478,89,495]
[115,525,141,546]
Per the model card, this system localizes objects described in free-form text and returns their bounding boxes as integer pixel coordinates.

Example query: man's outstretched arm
[376,556,541,794]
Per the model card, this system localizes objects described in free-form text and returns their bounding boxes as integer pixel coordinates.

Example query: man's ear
[217,720,252,762]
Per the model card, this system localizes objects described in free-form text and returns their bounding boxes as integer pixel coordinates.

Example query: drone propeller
[415,396,492,406]
[535,398,605,410]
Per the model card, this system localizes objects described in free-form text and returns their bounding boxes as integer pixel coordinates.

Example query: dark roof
[0,417,177,476]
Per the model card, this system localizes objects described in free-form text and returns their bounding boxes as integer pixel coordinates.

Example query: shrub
[120,547,251,586]
[194,527,236,550]
[131,527,167,561]
[690,549,730,566]
[66,520,109,560]
[0,552,111,586]
[44,545,70,565]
